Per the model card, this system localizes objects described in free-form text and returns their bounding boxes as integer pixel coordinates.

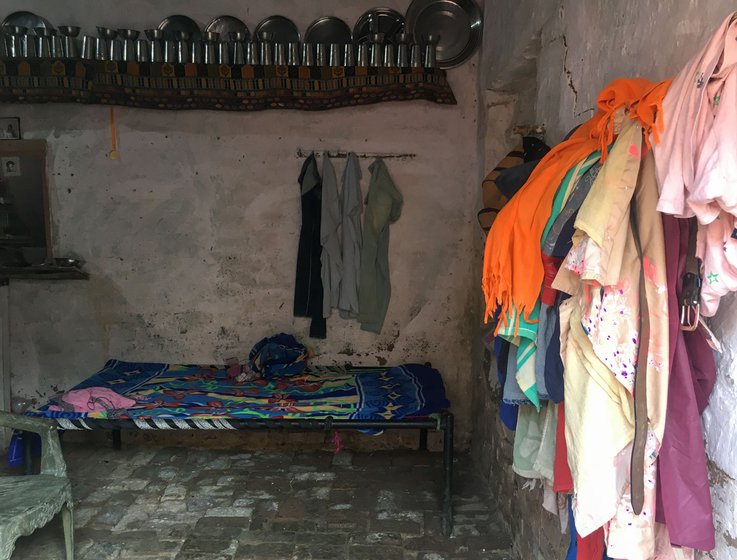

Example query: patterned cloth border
[0,58,456,111]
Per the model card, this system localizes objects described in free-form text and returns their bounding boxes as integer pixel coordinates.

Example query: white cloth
[338,153,363,319]
[320,153,343,318]
[533,403,557,483]
[560,301,634,537]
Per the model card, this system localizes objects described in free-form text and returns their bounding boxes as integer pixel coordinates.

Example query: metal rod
[58,417,442,431]
[112,429,122,450]
[441,412,454,537]
[23,430,33,475]
[419,428,428,451]
[296,148,416,160]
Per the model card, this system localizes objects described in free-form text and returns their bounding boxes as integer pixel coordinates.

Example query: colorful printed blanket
[31,360,449,423]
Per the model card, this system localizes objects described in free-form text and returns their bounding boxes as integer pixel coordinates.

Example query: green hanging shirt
[358,158,403,333]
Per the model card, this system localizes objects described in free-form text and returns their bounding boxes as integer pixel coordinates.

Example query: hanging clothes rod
[296,148,416,160]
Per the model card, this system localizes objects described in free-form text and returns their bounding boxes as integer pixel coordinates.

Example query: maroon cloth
[541,254,563,306]
[577,527,605,560]
[554,403,574,493]
[656,215,716,550]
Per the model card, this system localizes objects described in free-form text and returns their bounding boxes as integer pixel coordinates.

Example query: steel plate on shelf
[205,15,249,40]
[254,15,300,43]
[304,16,352,45]
[353,8,405,45]
[1,11,54,33]
[405,0,482,68]
[158,14,202,41]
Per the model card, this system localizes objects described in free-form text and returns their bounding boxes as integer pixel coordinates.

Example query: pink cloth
[655,13,737,218]
[654,13,737,315]
[698,212,737,315]
[61,387,136,413]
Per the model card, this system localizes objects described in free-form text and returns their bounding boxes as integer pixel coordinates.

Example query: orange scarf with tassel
[482,77,671,330]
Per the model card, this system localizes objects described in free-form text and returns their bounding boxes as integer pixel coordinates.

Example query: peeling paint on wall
[709,459,736,488]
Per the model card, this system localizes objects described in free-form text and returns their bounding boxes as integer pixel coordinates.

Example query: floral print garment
[560,120,673,558]
[563,120,644,393]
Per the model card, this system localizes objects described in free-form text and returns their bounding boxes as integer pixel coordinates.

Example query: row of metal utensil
[0,25,440,67]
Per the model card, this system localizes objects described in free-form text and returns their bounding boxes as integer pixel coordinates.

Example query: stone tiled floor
[7,443,514,560]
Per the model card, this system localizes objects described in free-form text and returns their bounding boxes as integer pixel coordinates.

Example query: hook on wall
[512,124,546,137]
[296,148,417,160]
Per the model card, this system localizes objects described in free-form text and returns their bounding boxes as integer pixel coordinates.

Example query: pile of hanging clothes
[295,153,402,338]
[481,13,737,560]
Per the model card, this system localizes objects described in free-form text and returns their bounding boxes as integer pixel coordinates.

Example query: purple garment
[494,337,518,430]
[656,215,716,550]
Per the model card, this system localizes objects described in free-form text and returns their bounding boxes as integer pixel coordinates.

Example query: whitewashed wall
[479,2,737,558]
[0,0,483,445]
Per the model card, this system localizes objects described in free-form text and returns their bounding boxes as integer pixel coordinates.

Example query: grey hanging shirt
[338,153,363,319]
[358,158,403,333]
[320,154,343,318]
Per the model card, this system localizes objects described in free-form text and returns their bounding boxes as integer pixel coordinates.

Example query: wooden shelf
[0,265,88,281]
[0,58,456,112]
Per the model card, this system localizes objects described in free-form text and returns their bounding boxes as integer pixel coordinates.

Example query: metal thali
[405,0,482,68]
[254,15,300,43]
[158,15,201,41]
[353,8,405,44]
[304,16,352,45]
[1,11,54,33]
[205,15,249,40]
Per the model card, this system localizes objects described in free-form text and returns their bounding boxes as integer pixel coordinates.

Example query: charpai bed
[22,359,455,534]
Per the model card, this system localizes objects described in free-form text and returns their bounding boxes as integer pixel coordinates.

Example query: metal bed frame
[23,412,455,535]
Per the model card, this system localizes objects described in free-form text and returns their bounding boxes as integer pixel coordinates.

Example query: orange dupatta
[482,78,671,330]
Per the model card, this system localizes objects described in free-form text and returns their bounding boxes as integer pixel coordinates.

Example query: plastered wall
[0,0,483,447]
[476,1,737,558]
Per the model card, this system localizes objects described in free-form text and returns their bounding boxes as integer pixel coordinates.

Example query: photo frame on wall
[0,140,51,265]
[0,117,21,140]
[1,156,22,177]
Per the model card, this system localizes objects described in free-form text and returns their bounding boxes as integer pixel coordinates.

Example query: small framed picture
[0,117,21,140]
[1,156,21,177]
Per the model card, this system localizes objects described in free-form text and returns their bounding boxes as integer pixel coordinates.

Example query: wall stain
[708,458,735,487]
[338,344,355,356]
[88,275,130,358]
[376,339,396,353]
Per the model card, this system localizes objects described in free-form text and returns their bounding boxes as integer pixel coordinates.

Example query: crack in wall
[561,33,579,112]
[575,107,595,119]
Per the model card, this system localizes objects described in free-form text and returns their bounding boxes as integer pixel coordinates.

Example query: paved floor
[6,442,514,560]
